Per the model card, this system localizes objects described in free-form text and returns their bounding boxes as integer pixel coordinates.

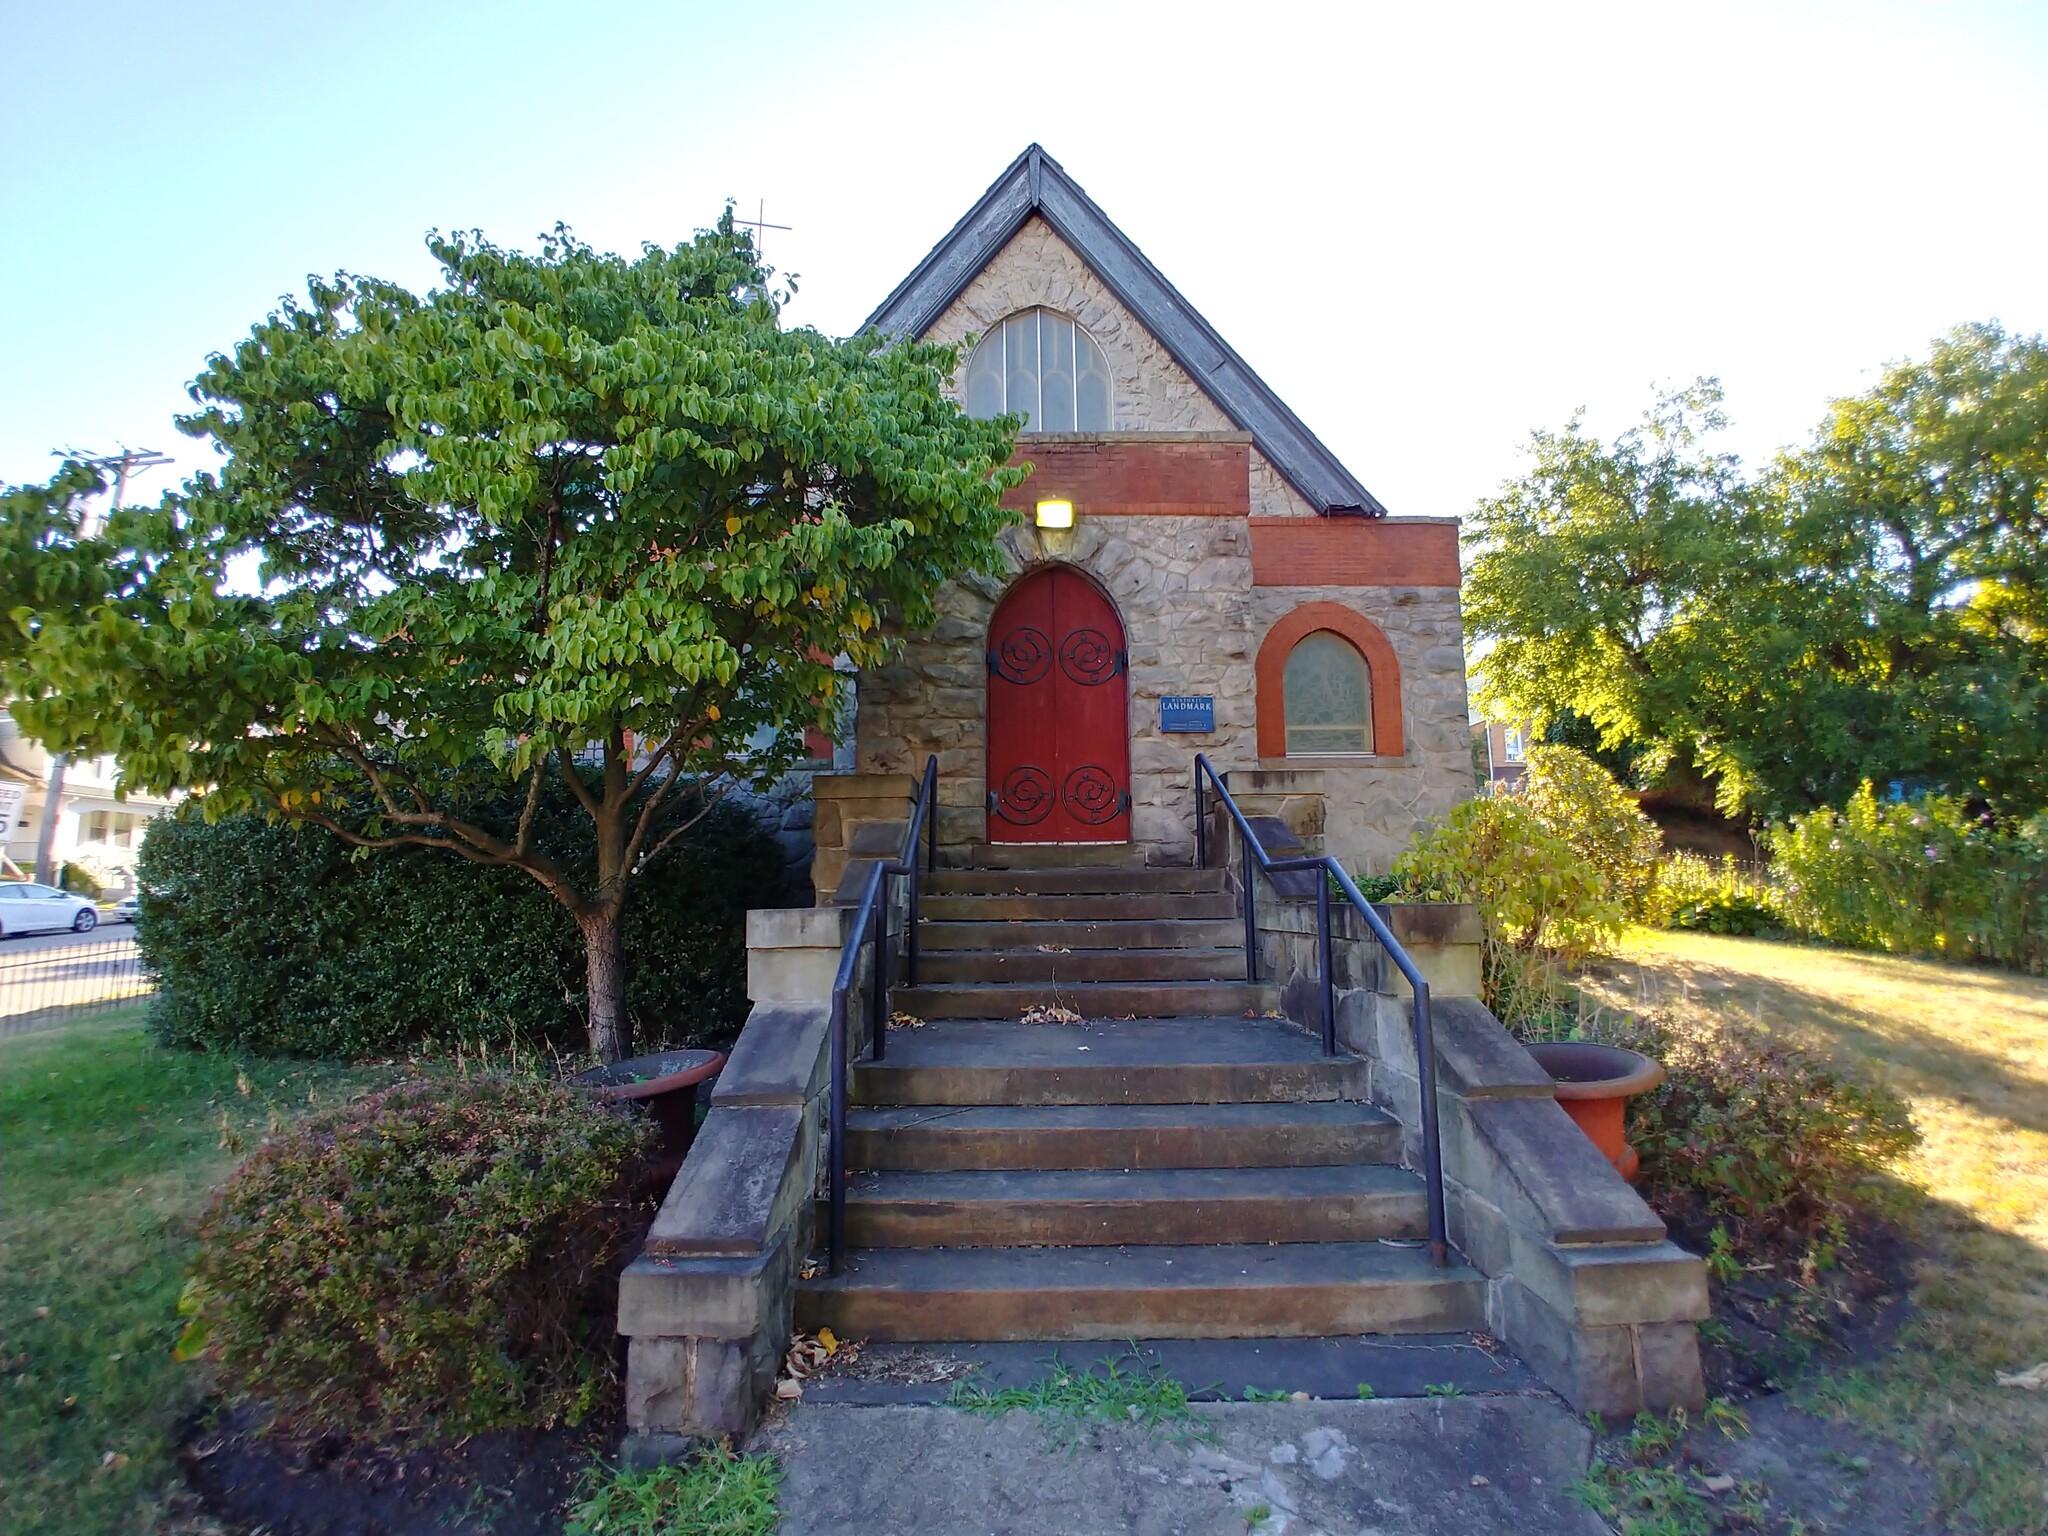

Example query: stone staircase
[795,852,1487,1341]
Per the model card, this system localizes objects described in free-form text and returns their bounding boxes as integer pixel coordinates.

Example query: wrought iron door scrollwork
[986,627,1053,685]
[1062,765,1123,825]
[992,765,1055,825]
[1057,627,1123,686]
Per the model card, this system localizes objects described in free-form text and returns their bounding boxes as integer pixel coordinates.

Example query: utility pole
[31,447,172,883]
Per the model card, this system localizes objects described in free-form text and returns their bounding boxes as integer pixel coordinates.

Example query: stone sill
[1257,756,1406,769]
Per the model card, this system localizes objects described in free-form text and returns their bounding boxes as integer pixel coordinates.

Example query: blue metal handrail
[826,755,938,1275]
[1193,755,1449,1267]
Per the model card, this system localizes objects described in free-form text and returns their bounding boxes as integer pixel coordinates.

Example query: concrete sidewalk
[756,1396,1608,1536]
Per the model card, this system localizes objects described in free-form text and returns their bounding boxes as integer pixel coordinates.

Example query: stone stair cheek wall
[618,908,869,1455]
[1244,853,1709,1417]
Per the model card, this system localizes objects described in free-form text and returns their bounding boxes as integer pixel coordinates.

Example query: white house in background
[0,707,180,894]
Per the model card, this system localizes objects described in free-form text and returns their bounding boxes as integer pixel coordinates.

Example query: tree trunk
[581,904,628,1063]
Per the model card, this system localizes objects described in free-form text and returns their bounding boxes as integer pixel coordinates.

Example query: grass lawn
[1582,930,2048,1534]
[0,1006,410,1535]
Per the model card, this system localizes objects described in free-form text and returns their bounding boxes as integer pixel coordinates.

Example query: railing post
[870,877,889,1063]
[1239,819,1258,984]
[1194,762,1207,870]
[828,991,848,1275]
[1316,866,1336,1057]
[925,759,938,874]
[1413,979,1449,1268]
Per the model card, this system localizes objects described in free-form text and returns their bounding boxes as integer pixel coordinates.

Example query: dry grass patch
[1582,930,2048,1533]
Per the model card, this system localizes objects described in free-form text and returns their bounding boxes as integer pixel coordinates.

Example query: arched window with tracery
[962,309,1112,433]
[1283,631,1373,755]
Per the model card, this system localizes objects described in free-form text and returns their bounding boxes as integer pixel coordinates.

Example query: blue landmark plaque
[1160,695,1215,733]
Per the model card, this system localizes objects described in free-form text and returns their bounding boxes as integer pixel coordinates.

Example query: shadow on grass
[1589,942,2048,1138]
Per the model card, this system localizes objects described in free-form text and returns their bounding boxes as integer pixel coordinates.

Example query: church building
[819,145,1474,890]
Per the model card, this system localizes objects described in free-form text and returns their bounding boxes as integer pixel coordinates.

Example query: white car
[0,882,100,935]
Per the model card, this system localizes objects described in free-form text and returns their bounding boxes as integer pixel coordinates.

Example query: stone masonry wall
[919,214,1317,519]
[1252,585,1476,875]
[857,515,1256,865]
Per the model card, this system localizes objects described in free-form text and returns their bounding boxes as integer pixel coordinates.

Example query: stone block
[746,906,854,1003]
[618,1239,784,1339]
[846,819,908,857]
[1411,997,1555,1099]
[812,773,915,801]
[624,1335,755,1436]
[643,1105,804,1257]
[1511,1234,1711,1329]
[712,1002,833,1107]
[1637,1322,1708,1413]
[1447,1181,1515,1277]
[1463,1097,1665,1244]
[1496,1280,1650,1419]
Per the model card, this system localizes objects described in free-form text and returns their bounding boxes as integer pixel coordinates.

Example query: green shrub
[56,860,104,899]
[136,781,782,1058]
[1651,851,1785,935]
[1581,1009,1918,1254]
[1518,745,1664,918]
[1395,792,1623,1020]
[1771,786,2048,972]
[188,1075,656,1438]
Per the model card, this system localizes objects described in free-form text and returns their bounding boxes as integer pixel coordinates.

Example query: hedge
[135,782,783,1058]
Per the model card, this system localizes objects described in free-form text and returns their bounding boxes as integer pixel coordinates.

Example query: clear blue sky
[5,0,2045,521]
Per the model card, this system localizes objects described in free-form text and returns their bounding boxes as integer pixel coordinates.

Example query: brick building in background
[820,146,1475,889]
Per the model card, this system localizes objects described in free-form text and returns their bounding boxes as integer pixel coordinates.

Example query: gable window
[962,309,1111,433]
[1283,631,1373,755]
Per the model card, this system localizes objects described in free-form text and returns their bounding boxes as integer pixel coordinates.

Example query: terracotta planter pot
[570,1048,725,1177]
[1526,1041,1665,1182]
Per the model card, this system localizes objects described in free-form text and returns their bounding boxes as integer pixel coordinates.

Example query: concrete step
[922,893,1240,922]
[939,842,1150,870]
[847,1101,1404,1171]
[925,867,1228,896]
[855,1017,1361,1106]
[892,980,1280,1020]
[915,947,1246,986]
[795,1241,1486,1341]
[920,917,1244,952]
[840,1165,1429,1248]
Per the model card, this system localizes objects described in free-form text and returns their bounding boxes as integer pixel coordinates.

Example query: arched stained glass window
[1284,632,1373,755]
[962,309,1112,433]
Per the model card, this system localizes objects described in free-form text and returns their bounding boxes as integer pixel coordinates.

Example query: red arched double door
[985,567,1131,843]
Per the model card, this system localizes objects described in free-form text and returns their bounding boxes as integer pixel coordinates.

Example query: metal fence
[0,933,155,1036]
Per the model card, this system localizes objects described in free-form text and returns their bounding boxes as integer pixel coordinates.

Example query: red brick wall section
[1001,441,1251,517]
[1254,603,1405,760]
[1248,518,1461,587]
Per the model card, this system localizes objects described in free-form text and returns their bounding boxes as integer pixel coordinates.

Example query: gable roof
[865,144,1389,518]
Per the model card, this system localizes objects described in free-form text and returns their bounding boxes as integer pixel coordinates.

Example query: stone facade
[847,202,1474,876]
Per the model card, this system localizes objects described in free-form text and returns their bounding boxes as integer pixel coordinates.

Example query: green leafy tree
[1466,326,2048,821]
[0,218,1023,1060]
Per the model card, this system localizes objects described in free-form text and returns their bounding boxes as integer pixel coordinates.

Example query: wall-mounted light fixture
[1035,499,1074,530]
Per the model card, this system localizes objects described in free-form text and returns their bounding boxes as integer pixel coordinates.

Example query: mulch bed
[1658,1206,1918,1400]
[177,1402,608,1536]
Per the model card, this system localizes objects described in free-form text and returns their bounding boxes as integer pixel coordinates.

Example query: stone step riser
[892,982,1280,1020]
[914,949,1245,985]
[839,1191,1428,1248]
[849,1118,1403,1172]
[922,894,1241,922]
[938,843,1150,870]
[795,1274,1486,1342]
[852,1059,1369,1108]
[925,868,1229,896]
[919,919,1244,952]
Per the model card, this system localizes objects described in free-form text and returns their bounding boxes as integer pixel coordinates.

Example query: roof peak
[865,145,1386,517]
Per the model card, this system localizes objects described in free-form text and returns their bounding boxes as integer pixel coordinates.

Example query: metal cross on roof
[735,199,791,260]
